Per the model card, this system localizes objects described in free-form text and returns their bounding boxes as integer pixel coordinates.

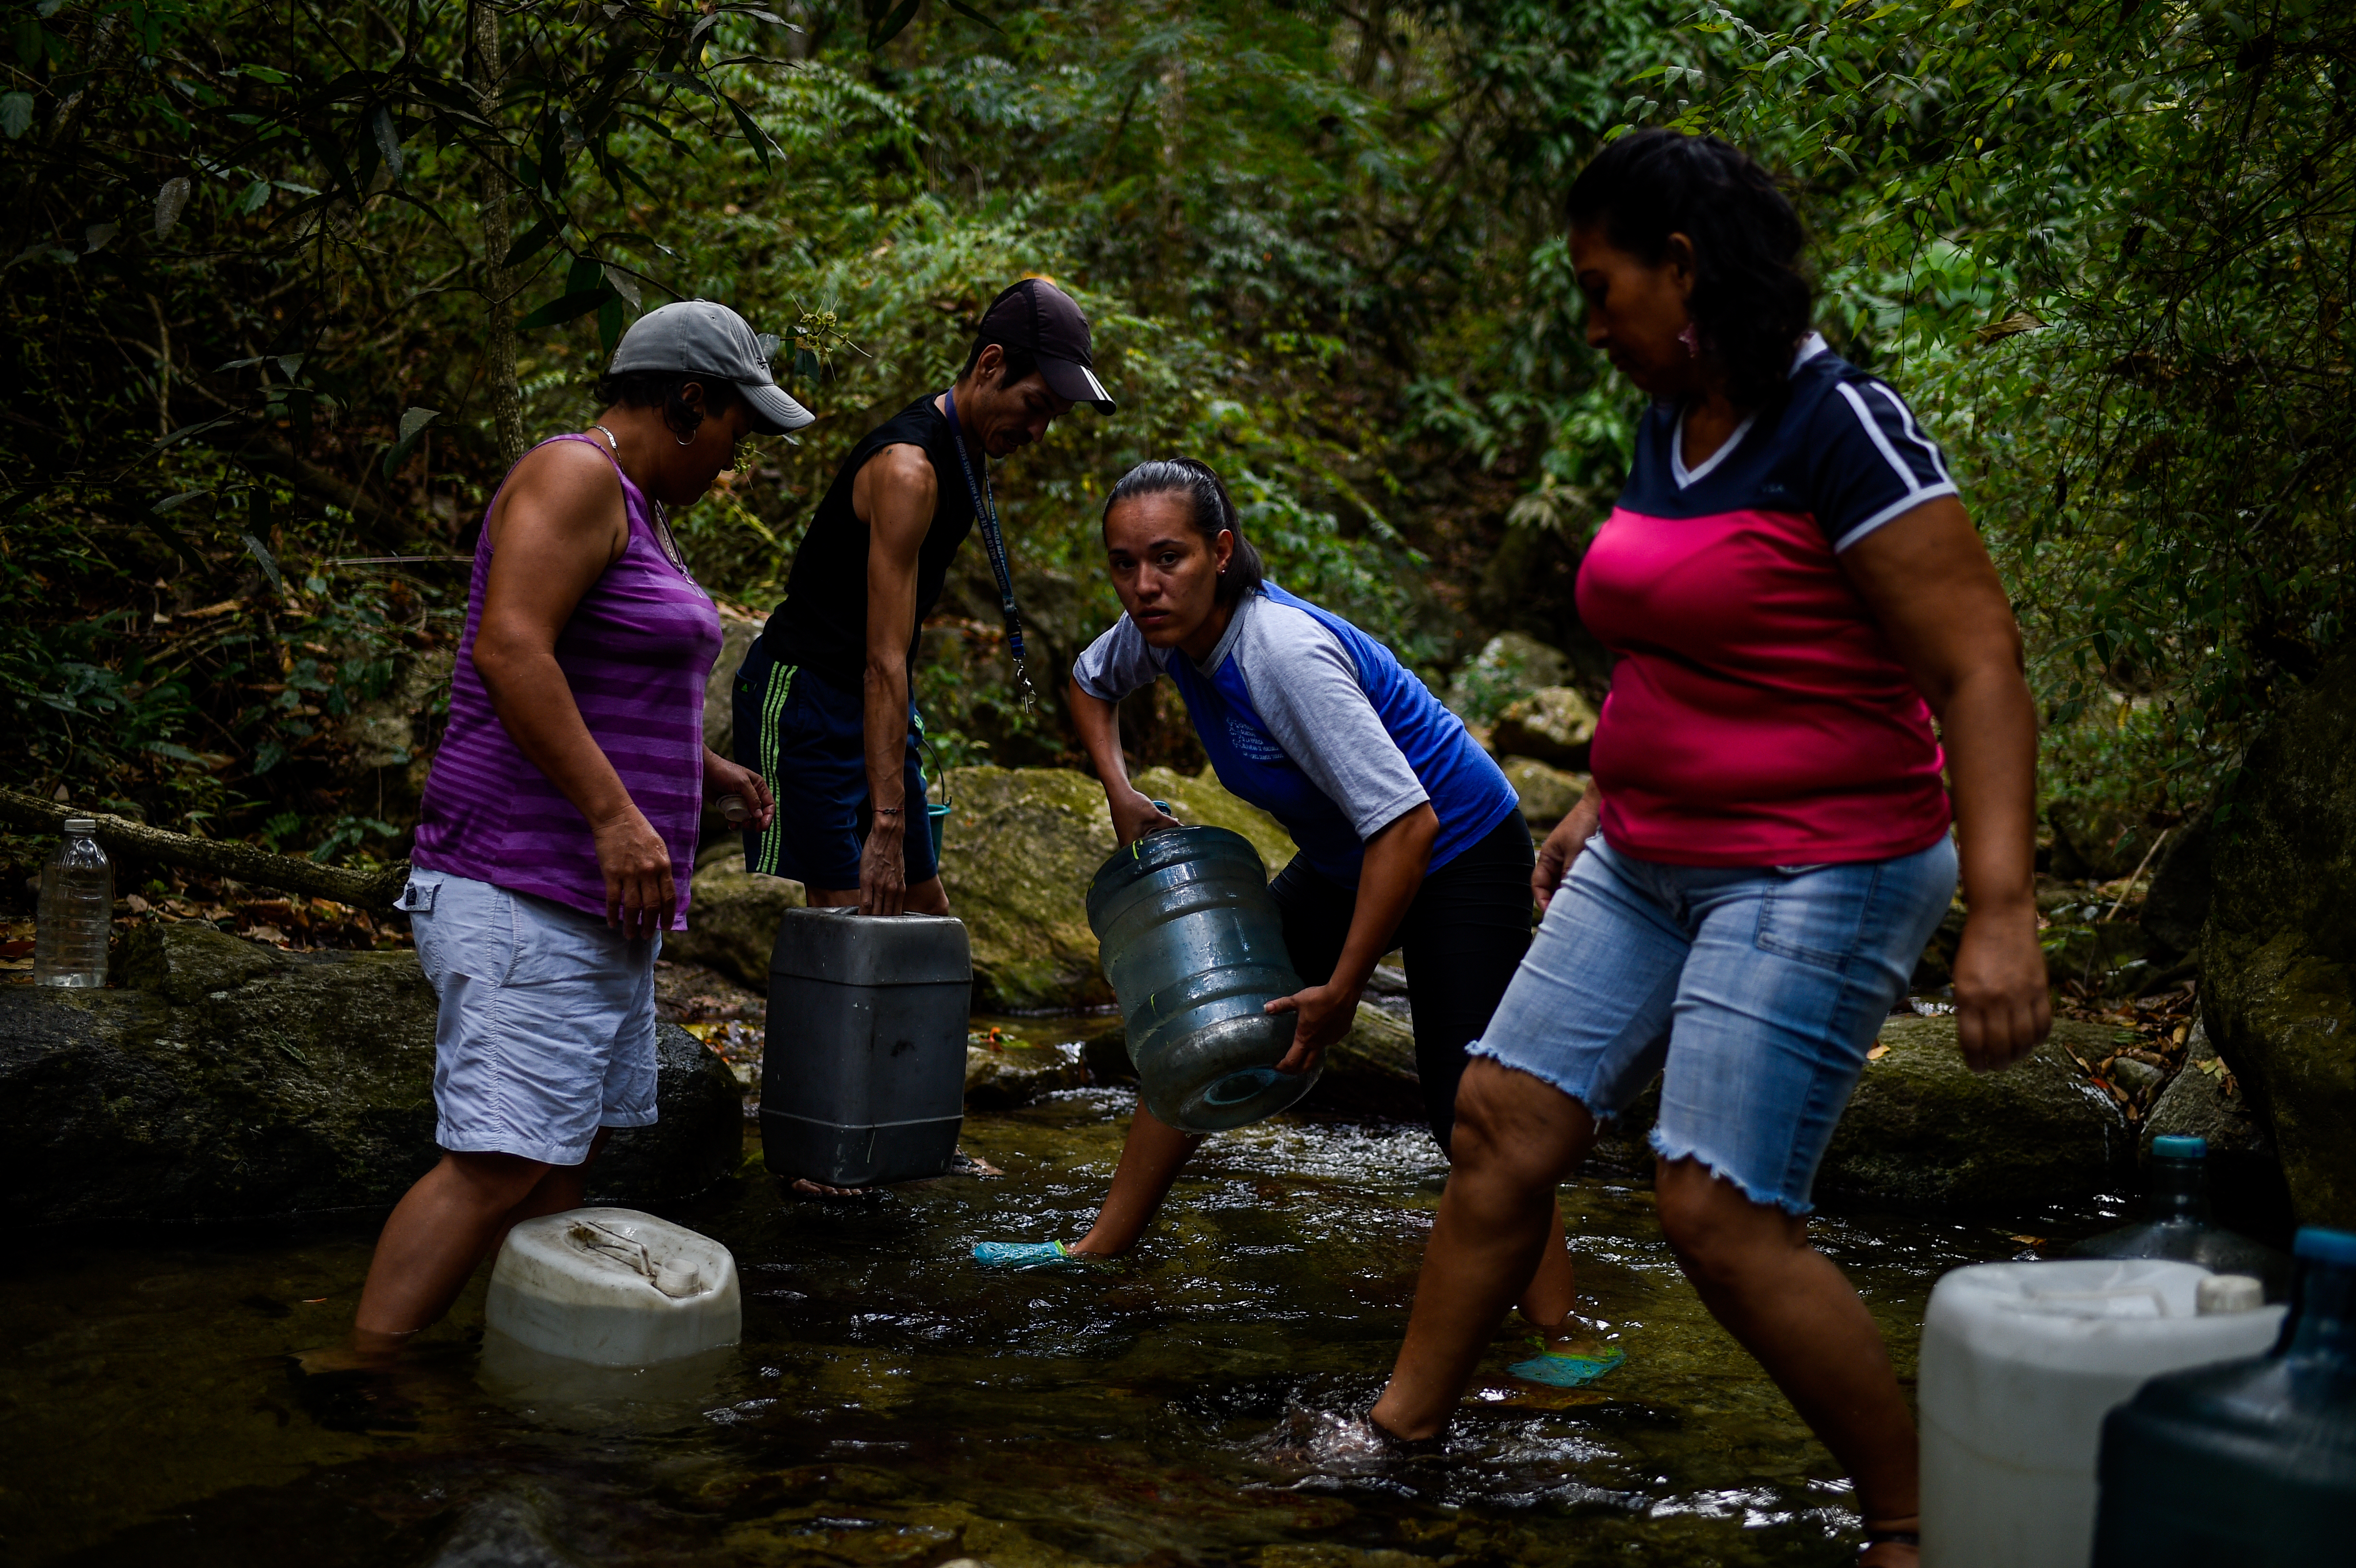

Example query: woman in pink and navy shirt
[1365,132,2050,1567]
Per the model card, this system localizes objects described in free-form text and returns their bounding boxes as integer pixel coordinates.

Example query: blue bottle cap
[2293,1226,2356,1267]
[2151,1134,2208,1159]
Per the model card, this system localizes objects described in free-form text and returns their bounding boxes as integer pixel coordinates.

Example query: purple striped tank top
[413,433,720,929]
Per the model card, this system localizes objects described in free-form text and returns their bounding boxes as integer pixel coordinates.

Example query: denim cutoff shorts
[1470,833,1957,1213]
[402,869,661,1166]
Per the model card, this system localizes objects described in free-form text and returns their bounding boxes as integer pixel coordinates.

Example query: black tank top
[763,392,978,690]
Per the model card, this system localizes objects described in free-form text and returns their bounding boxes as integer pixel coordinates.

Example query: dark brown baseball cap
[976,277,1114,413]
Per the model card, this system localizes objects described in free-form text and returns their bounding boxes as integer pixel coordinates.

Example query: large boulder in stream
[937,765,1296,1012]
[1815,1016,2137,1208]
[664,852,805,991]
[2202,649,2356,1229]
[667,766,1297,1009]
[1577,1015,2137,1209]
[0,924,741,1225]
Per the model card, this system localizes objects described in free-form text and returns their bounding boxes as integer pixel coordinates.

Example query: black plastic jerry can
[760,907,971,1187]
[2091,1225,2356,1566]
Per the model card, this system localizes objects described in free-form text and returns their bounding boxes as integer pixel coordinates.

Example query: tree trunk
[473,0,525,466]
[0,789,410,911]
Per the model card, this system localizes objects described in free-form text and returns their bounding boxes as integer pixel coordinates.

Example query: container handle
[1137,799,1183,843]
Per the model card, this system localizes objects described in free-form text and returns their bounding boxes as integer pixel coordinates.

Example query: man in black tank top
[733,279,1114,916]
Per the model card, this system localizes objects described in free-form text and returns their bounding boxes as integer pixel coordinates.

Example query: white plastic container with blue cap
[1918,1256,2285,1567]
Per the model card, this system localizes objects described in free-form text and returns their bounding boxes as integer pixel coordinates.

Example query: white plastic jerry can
[1918,1257,2285,1568]
[486,1208,742,1367]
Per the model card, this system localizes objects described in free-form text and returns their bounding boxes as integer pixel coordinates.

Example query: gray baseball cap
[607,300,814,434]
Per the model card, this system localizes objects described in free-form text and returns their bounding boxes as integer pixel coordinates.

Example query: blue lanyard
[942,388,1036,712]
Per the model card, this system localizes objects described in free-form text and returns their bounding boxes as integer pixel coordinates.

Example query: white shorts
[404,869,660,1165]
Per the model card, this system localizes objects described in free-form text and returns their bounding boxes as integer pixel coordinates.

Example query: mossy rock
[1498,757,1587,829]
[2202,647,2356,1229]
[1132,764,1298,872]
[1814,1015,2135,1209]
[1489,686,1598,768]
[1445,631,1572,725]
[2142,1020,2294,1244]
[936,766,1123,1012]
[0,923,741,1224]
[666,851,805,991]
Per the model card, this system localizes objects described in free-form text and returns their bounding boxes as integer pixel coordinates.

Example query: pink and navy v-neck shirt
[413,434,721,928]
[1579,335,1957,867]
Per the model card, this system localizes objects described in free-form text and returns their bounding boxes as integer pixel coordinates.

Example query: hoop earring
[1678,323,1701,359]
[676,428,698,446]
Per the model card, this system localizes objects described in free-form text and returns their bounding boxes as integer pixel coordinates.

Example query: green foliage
[5,0,2345,870]
[1662,0,2356,819]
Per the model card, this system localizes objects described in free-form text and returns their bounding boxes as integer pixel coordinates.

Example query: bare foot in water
[290,1327,416,1375]
[1856,1516,1920,1567]
[789,1176,876,1198]
[790,1148,1002,1195]
[1527,1312,1614,1358]
[289,1344,402,1376]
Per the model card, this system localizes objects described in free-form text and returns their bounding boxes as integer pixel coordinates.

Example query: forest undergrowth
[2,0,2348,917]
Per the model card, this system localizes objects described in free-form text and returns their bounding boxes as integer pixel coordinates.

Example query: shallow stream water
[2,1022,2116,1568]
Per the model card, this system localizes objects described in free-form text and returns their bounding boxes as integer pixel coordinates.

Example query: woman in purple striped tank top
[344,303,813,1359]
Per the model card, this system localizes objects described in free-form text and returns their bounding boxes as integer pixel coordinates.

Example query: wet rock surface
[962,1023,1096,1110]
[0,924,740,1224]
[2201,647,2356,1229]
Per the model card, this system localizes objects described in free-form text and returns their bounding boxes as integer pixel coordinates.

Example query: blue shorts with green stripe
[730,637,938,892]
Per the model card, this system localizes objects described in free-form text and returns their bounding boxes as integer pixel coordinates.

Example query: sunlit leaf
[153,175,191,237]
[369,104,403,182]
[381,406,441,477]
[242,532,284,591]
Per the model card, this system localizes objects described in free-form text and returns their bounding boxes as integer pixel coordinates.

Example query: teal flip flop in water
[971,1240,1088,1271]
[1507,1338,1625,1388]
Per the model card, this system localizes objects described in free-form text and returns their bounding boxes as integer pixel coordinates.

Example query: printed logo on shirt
[1225,713,1287,762]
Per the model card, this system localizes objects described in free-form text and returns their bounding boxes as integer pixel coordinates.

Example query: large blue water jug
[1086,824,1313,1133]
[2090,1225,2356,1565]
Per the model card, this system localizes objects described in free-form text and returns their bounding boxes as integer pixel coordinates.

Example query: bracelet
[872,806,905,817]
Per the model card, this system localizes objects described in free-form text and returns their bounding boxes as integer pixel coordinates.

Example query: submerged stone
[0,924,740,1224]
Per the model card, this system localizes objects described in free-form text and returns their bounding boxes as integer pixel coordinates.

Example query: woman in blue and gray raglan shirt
[973,458,1617,1387]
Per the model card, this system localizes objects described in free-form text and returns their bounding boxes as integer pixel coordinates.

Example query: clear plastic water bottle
[32,817,111,988]
[2067,1133,2292,1298]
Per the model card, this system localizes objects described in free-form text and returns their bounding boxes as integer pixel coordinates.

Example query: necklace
[587,425,693,577]
[942,389,1036,712]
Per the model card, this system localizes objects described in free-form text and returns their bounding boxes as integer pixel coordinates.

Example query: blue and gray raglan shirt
[1071,583,1518,886]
